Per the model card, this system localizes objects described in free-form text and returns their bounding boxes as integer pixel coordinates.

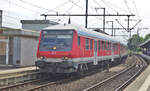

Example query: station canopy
[139,38,150,48]
[0,27,39,37]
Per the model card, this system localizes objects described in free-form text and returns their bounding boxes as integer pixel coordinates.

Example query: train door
[111,43,114,61]
[93,40,98,65]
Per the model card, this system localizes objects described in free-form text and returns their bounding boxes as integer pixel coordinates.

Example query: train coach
[35,24,128,74]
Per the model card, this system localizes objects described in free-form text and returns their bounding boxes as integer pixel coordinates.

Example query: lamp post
[107,21,114,36]
[95,8,106,32]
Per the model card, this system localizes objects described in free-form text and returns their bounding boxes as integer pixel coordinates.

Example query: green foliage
[144,33,150,41]
[128,33,150,51]
[127,34,144,51]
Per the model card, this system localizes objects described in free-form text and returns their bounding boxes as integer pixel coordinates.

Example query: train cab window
[90,39,93,49]
[40,30,73,51]
[86,38,89,50]
[78,36,80,46]
[98,40,101,50]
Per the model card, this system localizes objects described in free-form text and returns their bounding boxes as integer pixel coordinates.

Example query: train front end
[36,29,76,74]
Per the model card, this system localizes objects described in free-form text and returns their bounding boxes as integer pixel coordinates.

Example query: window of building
[85,38,89,50]
[90,39,93,49]
[78,36,80,46]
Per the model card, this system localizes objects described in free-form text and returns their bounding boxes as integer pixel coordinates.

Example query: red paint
[36,29,127,60]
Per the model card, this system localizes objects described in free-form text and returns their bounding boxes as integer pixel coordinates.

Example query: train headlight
[40,56,46,60]
[53,46,57,50]
[62,57,69,60]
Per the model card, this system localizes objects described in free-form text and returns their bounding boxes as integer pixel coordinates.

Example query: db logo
[51,51,56,55]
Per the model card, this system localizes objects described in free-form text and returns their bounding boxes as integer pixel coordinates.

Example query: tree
[144,33,150,41]
[127,34,144,51]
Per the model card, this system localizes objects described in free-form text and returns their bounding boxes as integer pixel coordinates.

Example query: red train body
[35,24,128,73]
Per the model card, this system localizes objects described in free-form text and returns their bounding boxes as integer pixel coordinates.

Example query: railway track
[0,79,41,91]
[0,75,74,91]
[0,63,116,91]
[83,55,147,91]
[0,55,143,91]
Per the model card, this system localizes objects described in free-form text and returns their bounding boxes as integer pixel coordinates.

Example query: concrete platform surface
[0,65,36,75]
[124,54,150,91]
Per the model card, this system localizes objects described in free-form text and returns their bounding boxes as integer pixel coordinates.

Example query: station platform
[124,54,150,91]
[0,65,37,75]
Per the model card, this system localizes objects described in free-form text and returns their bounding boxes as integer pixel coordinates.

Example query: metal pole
[114,29,116,37]
[44,15,47,20]
[6,37,9,65]
[85,0,88,28]
[107,21,114,36]
[103,8,105,32]
[112,21,113,36]
[0,10,2,28]
[127,15,131,37]
[95,8,106,32]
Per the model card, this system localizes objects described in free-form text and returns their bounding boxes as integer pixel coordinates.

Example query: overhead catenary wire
[132,1,140,19]
[20,0,57,13]
[44,0,71,14]
[2,0,42,14]
[65,0,81,13]
[101,0,131,14]
[100,0,118,13]
[124,0,132,14]
[3,21,21,26]
[4,15,21,20]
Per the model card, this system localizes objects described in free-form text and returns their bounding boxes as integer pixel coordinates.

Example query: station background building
[0,10,59,66]
[139,38,150,55]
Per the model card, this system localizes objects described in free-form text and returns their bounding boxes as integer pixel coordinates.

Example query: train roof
[44,24,125,45]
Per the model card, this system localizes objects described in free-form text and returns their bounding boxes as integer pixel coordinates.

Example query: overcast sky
[0,0,150,42]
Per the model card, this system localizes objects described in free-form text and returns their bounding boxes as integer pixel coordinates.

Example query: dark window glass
[90,39,93,49]
[109,42,111,50]
[113,43,115,51]
[86,38,89,50]
[105,41,107,50]
[107,42,109,50]
[102,41,105,50]
[78,36,80,46]
[39,30,73,51]
[98,40,101,50]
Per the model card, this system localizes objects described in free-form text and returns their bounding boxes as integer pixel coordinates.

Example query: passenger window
[86,38,89,50]
[78,36,80,46]
[105,41,107,50]
[102,41,104,50]
[107,42,109,50]
[109,42,111,50]
[90,39,93,49]
[98,40,101,50]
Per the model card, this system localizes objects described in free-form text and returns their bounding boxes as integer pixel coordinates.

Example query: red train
[35,24,128,74]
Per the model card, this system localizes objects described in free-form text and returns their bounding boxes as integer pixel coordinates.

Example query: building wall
[13,37,21,65]
[0,36,6,64]
[0,36,13,64]
[0,36,6,55]
[20,37,38,66]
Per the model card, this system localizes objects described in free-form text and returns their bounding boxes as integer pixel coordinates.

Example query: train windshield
[39,30,74,51]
